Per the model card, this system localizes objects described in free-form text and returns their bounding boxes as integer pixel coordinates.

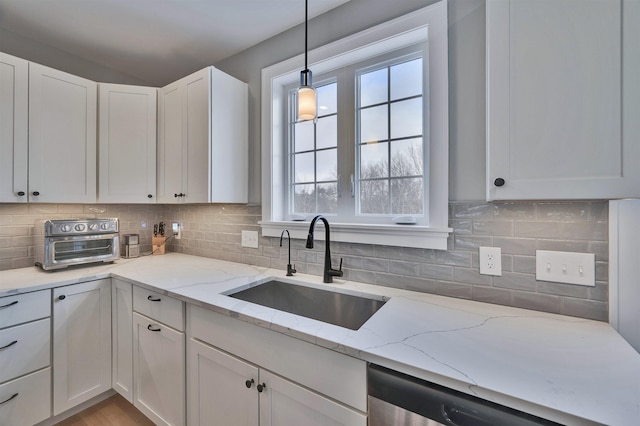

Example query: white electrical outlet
[479,246,502,276]
[172,222,182,240]
[241,230,259,248]
[536,250,595,286]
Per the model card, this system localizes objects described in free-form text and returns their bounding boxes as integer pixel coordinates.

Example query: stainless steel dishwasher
[368,364,562,426]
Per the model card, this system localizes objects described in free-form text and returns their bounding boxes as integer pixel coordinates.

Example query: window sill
[260,221,451,250]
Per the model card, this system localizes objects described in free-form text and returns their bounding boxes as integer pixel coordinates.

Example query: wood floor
[55,394,154,426]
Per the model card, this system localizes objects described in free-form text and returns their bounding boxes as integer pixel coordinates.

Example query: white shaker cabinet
[187,305,367,426]
[29,63,97,203]
[52,279,112,415]
[157,66,248,204]
[112,278,133,403]
[98,83,157,203]
[0,52,28,203]
[486,0,640,200]
[132,288,185,426]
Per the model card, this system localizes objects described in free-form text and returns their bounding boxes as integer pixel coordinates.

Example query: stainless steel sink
[228,280,387,330]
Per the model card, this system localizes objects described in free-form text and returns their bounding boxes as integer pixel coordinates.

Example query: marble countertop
[2,253,639,425]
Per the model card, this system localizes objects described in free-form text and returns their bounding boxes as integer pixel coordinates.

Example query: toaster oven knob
[74,224,86,232]
[100,222,111,230]
[60,224,72,232]
[88,223,98,231]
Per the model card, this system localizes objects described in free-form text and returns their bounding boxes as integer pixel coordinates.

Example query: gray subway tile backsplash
[0,200,609,321]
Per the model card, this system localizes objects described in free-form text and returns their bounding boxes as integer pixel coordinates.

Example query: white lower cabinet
[187,305,367,426]
[188,339,258,426]
[53,279,112,415]
[133,311,185,426]
[0,368,51,426]
[112,279,133,402]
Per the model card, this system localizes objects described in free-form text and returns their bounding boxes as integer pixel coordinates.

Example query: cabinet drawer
[0,290,50,329]
[0,318,50,384]
[188,305,367,412]
[133,286,184,331]
[0,367,51,426]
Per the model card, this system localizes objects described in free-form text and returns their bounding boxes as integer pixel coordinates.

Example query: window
[261,1,451,249]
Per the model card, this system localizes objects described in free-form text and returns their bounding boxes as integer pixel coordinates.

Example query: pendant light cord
[304,0,309,72]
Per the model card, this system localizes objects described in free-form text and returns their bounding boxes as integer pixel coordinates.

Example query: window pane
[360,142,388,179]
[294,184,315,213]
[391,58,422,100]
[294,120,314,152]
[391,138,423,177]
[317,83,337,115]
[294,152,314,183]
[317,115,337,149]
[360,68,388,107]
[360,105,388,144]
[316,148,337,182]
[317,183,337,213]
[391,178,423,214]
[390,97,422,139]
[360,180,389,214]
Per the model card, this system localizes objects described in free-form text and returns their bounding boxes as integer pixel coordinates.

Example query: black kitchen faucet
[306,215,343,283]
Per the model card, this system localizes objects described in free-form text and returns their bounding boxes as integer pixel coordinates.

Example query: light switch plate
[241,230,259,248]
[536,250,595,286]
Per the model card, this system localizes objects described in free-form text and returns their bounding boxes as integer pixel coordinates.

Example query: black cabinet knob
[148,194,153,198]
[58,295,66,300]
[257,383,266,393]
[32,191,40,196]
[494,178,505,187]
[245,379,254,389]
[17,191,25,196]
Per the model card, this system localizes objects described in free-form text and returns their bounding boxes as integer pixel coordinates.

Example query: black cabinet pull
[147,295,161,302]
[58,295,66,301]
[148,194,153,198]
[0,340,17,351]
[32,191,40,196]
[147,324,161,332]
[494,178,505,187]
[0,393,18,405]
[245,379,254,389]
[257,383,266,393]
[17,191,25,196]
[0,300,18,309]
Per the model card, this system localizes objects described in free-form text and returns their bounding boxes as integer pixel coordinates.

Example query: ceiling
[0,0,351,85]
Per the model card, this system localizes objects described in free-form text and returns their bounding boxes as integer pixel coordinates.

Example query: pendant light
[297,0,316,121]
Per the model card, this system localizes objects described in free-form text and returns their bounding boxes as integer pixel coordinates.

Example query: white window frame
[260,0,451,249]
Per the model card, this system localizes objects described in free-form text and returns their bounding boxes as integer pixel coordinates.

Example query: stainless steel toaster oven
[34,218,119,270]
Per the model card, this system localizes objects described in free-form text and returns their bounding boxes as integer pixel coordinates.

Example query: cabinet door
[183,67,211,203]
[133,312,185,426]
[210,67,248,203]
[157,79,184,203]
[187,339,258,426]
[0,52,28,203]
[259,370,367,426]
[28,63,97,203]
[98,83,157,203]
[53,279,112,415]
[486,0,639,200]
[112,279,133,403]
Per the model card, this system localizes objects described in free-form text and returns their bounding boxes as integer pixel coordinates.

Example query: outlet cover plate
[479,246,502,276]
[536,250,595,286]
[241,230,259,248]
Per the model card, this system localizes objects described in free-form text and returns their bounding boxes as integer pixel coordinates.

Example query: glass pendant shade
[298,69,316,121]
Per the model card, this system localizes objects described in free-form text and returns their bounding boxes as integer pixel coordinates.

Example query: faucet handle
[338,258,343,272]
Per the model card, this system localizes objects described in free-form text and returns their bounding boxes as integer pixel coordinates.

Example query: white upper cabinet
[0,52,28,202]
[157,66,248,204]
[486,0,640,200]
[29,63,97,203]
[98,83,157,203]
